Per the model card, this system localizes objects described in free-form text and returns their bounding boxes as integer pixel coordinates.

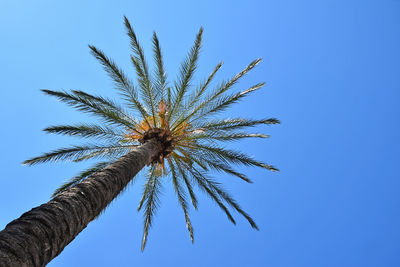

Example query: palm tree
[0,17,279,266]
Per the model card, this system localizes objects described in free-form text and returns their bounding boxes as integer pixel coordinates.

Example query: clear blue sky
[1,0,399,266]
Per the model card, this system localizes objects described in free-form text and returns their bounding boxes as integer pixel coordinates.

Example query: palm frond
[201,176,259,230]
[171,61,223,130]
[190,82,265,123]
[166,86,172,113]
[89,45,133,92]
[43,124,123,141]
[72,145,134,162]
[190,132,269,142]
[131,55,157,126]
[169,158,194,243]
[137,166,155,212]
[140,167,162,251]
[124,17,156,125]
[194,118,280,131]
[169,27,203,122]
[201,158,252,183]
[187,166,236,225]
[222,58,262,93]
[23,146,99,165]
[41,89,137,130]
[52,161,109,197]
[188,143,279,172]
[88,45,150,122]
[175,159,198,209]
[23,144,134,165]
[203,58,262,103]
[183,150,252,183]
[188,61,223,107]
[152,32,167,100]
[124,16,150,80]
[175,147,208,170]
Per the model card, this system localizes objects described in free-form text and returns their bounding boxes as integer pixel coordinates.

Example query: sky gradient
[1,0,399,266]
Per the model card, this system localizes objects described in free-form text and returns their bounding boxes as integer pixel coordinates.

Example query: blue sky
[1,0,399,266]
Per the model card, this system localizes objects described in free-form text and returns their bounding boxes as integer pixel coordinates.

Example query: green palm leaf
[88,45,150,123]
[190,143,279,172]
[43,124,124,141]
[124,16,156,125]
[140,166,162,251]
[23,144,134,165]
[175,159,198,209]
[191,132,269,142]
[41,89,137,130]
[152,32,167,100]
[187,167,236,224]
[169,158,194,242]
[194,117,280,131]
[169,27,203,123]
[201,176,259,230]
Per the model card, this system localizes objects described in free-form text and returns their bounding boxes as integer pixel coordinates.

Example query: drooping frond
[175,159,198,209]
[137,166,155,212]
[140,167,162,251]
[188,143,279,172]
[175,147,208,170]
[180,156,257,228]
[200,157,252,183]
[180,148,252,183]
[199,176,259,230]
[169,158,194,242]
[186,166,236,225]
[52,161,109,197]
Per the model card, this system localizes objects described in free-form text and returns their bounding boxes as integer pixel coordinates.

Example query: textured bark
[0,140,162,267]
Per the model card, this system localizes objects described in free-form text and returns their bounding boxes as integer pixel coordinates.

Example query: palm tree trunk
[0,139,162,267]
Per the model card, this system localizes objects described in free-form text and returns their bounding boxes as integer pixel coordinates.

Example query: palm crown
[24,17,280,250]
